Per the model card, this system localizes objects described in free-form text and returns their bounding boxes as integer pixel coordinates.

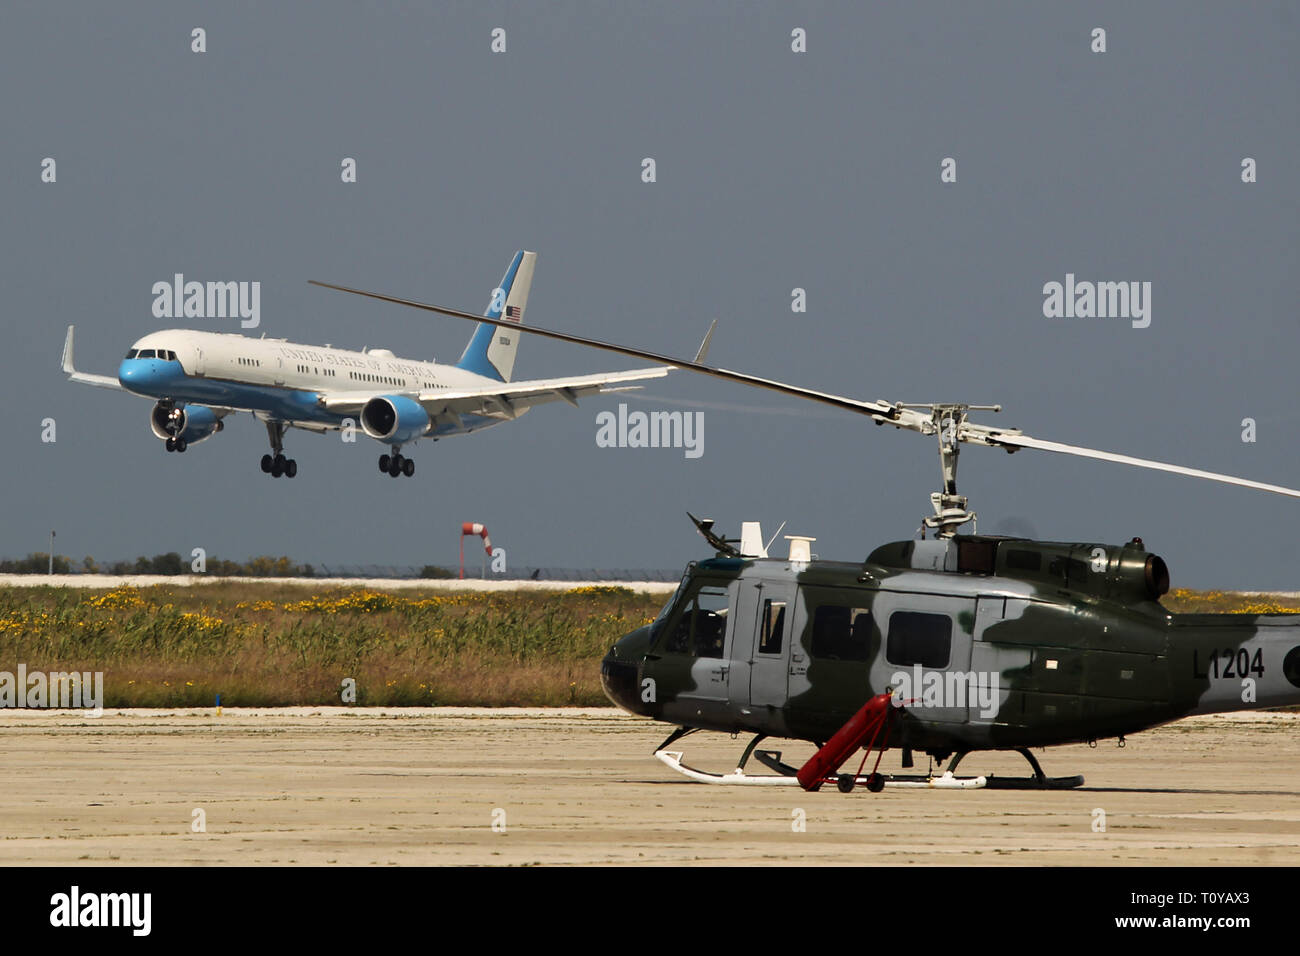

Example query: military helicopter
[311,277,1300,792]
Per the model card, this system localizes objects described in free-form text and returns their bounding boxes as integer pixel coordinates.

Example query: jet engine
[360,395,431,444]
[150,402,223,445]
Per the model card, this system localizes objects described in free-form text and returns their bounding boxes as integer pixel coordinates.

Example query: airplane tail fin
[456,250,535,382]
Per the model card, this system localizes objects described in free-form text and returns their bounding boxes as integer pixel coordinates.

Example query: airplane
[304,275,1300,791]
[60,251,670,478]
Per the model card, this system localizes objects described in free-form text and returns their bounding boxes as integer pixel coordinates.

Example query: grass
[0,582,663,707]
[0,583,1292,708]
[1163,588,1300,615]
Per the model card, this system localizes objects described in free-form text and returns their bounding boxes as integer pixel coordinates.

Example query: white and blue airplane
[61,251,670,478]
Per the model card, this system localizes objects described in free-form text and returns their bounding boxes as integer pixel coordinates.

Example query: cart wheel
[867,773,885,793]
[836,773,855,793]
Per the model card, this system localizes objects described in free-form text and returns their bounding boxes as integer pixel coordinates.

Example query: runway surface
[1,707,1296,866]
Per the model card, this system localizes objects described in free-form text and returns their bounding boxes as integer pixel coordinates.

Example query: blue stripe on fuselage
[117,358,504,438]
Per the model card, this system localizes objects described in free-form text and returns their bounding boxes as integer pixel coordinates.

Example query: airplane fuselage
[120,329,514,438]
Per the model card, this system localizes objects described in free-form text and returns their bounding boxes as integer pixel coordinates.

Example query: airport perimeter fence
[311,566,684,582]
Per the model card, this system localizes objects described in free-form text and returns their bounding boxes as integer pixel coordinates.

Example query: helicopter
[309,276,1300,792]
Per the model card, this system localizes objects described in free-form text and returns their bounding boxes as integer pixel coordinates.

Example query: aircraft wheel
[866,773,885,793]
[402,458,415,477]
[166,438,175,452]
[285,459,298,478]
[388,455,402,478]
[836,773,855,794]
[175,439,187,453]
[261,454,273,473]
[379,454,390,473]
[271,456,285,478]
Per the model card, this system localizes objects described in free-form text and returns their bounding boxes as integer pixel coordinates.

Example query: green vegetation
[0,582,660,707]
[1164,589,1300,614]
[0,584,1290,708]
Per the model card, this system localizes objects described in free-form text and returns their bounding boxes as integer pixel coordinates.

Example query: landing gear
[165,437,187,453]
[379,449,416,478]
[943,748,1084,790]
[261,422,297,478]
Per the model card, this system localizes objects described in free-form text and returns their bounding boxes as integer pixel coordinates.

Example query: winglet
[61,325,76,374]
[694,320,717,364]
[61,325,123,390]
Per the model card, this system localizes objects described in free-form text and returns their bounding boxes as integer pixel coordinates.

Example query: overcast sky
[2,2,1297,587]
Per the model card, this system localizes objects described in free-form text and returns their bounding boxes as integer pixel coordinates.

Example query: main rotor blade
[308,280,893,418]
[309,279,1300,503]
[979,431,1300,500]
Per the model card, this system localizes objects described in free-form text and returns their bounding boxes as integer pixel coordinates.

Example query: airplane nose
[118,359,167,393]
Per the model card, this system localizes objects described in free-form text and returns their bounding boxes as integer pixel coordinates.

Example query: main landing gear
[379,450,415,478]
[260,421,297,478]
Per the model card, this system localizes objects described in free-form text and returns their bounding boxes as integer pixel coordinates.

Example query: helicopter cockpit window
[810,605,872,661]
[664,585,730,658]
[759,599,786,655]
[886,611,952,669]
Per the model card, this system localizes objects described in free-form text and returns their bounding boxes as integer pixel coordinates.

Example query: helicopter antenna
[308,279,1300,533]
[687,512,742,557]
[763,520,787,554]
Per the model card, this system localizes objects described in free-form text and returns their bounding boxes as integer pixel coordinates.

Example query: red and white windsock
[459,522,492,579]
[461,522,492,554]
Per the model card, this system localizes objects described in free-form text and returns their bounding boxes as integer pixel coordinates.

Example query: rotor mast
[890,403,1003,537]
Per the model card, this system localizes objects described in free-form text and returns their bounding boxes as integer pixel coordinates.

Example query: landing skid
[654,747,987,789]
[651,731,1083,791]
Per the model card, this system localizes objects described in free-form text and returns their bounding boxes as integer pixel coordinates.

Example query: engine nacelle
[360,395,431,444]
[150,402,223,445]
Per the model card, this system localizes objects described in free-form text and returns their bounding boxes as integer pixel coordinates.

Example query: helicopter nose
[601,626,654,715]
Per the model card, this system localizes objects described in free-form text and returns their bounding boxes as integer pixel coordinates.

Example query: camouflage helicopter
[311,278,1300,791]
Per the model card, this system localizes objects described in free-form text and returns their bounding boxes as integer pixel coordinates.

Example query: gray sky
[2,2,1297,587]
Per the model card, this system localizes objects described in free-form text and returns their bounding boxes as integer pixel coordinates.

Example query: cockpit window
[137,349,155,359]
[124,349,139,359]
[651,572,690,626]
[664,584,730,658]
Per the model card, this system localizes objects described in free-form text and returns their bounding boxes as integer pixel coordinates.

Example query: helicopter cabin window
[886,611,952,669]
[810,605,872,662]
[759,599,786,655]
[1005,549,1041,572]
[664,585,729,659]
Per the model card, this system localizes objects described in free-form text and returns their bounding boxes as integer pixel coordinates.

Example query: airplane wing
[314,366,672,420]
[61,326,123,390]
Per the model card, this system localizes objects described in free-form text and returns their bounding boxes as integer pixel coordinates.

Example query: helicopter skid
[654,749,988,789]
